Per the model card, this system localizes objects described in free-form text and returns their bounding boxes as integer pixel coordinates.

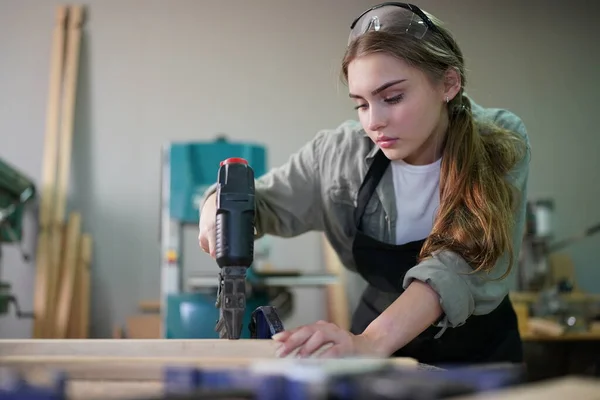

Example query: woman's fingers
[275,326,315,357]
[274,321,345,358]
[298,329,334,357]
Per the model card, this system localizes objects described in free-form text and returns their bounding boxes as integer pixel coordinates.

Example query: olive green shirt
[202,99,531,333]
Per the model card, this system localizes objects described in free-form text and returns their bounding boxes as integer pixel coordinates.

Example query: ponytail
[419,94,526,277]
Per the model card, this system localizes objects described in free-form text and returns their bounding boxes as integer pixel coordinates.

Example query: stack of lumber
[32,4,92,339]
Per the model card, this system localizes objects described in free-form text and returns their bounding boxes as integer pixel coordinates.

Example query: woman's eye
[354,104,367,110]
[385,94,404,104]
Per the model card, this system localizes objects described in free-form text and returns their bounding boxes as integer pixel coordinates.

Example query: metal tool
[519,198,600,291]
[214,157,256,340]
[0,157,36,319]
[159,139,338,339]
[248,306,285,339]
[159,138,267,339]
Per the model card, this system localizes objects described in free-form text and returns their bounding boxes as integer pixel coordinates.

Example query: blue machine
[159,136,269,339]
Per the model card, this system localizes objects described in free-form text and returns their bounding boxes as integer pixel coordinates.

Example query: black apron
[350,150,523,366]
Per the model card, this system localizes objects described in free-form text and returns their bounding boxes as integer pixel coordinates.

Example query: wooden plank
[322,235,350,330]
[452,377,600,400]
[55,212,81,338]
[0,356,285,381]
[52,4,83,231]
[138,300,160,313]
[0,355,419,381]
[68,381,162,400]
[47,4,85,338]
[0,339,418,367]
[44,221,66,337]
[67,243,82,338]
[0,339,284,358]
[33,5,68,339]
[509,291,600,303]
[125,315,161,339]
[78,234,92,338]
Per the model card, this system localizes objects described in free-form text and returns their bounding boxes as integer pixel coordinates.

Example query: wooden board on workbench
[0,356,292,381]
[0,339,415,364]
[68,381,162,400]
[0,339,419,384]
[453,376,600,400]
[0,339,282,358]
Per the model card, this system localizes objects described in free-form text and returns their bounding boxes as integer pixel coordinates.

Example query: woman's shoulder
[469,97,531,183]
[469,97,529,143]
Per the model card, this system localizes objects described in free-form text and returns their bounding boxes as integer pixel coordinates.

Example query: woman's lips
[377,136,398,148]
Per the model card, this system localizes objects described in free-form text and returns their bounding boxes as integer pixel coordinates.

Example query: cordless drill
[213,157,255,340]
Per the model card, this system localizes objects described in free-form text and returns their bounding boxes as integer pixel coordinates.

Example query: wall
[0,0,598,338]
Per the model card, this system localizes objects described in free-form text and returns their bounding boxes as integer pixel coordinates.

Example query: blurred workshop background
[0,0,599,381]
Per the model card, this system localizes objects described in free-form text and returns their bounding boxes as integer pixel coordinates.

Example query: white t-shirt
[390,158,441,245]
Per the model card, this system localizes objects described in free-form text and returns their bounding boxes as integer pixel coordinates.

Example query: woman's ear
[442,67,462,102]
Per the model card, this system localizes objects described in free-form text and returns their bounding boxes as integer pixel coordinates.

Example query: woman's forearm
[361,280,443,357]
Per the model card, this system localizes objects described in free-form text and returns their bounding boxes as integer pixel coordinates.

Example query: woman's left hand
[271,320,382,358]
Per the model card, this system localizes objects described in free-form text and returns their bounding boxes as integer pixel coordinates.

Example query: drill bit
[215,267,247,339]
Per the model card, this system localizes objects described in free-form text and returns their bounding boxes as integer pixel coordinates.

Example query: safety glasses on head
[348,2,452,49]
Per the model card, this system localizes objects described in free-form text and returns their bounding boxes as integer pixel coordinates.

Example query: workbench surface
[1,339,598,399]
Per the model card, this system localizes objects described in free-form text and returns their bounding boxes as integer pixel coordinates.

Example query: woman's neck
[404,112,449,166]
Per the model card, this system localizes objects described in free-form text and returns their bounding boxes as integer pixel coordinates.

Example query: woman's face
[347,52,454,165]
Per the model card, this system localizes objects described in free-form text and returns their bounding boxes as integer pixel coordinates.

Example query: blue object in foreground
[249,306,285,339]
[161,359,526,400]
[0,371,66,400]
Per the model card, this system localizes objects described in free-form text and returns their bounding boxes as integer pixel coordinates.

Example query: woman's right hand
[198,193,217,258]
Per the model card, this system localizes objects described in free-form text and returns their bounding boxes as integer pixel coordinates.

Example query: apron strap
[354,149,390,228]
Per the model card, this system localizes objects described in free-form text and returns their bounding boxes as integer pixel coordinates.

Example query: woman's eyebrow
[349,79,407,99]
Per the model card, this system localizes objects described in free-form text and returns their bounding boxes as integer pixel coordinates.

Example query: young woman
[199,3,530,365]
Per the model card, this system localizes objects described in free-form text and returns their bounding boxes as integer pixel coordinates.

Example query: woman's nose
[367,106,387,132]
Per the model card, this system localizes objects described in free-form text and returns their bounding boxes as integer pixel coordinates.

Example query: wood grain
[0,339,281,358]
[322,235,350,330]
[0,356,282,381]
[33,4,68,339]
[68,381,162,400]
[451,377,600,400]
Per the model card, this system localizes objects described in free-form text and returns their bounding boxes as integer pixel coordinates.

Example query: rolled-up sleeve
[402,110,531,331]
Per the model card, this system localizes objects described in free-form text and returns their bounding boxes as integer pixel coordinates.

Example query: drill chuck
[215,157,255,268]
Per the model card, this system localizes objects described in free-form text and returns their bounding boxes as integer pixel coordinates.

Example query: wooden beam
[77,234,92,338]
[33,4,68,339]
[0,356,286,381]
[0,339,285,358]
[68,381,162,400]
[47,4,85,338]
[55,212,81,338]
[0,355,418,382]
[451,377,600,400]
[322,235,350,330]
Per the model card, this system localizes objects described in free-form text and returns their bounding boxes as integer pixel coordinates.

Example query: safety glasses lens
[349,5,429,45]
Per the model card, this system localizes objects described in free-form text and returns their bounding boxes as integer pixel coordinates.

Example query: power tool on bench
[213,157,283,339]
